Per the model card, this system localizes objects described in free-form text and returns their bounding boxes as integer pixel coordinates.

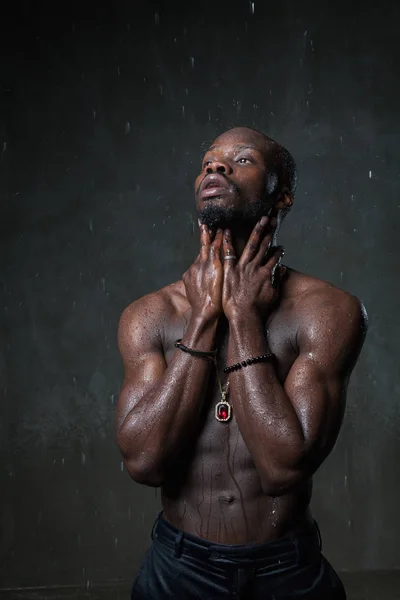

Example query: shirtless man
[116,127,367,599]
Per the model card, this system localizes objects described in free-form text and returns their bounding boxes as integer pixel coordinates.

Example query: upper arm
[284,291,368,465]
[115,295,167,433]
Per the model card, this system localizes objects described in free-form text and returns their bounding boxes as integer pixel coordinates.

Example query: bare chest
[161,306,298,444]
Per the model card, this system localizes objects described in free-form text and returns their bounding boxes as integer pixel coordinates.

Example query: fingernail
[260,216,268,226]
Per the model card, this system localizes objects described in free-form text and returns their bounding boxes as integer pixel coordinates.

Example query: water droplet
[125,121,131,135]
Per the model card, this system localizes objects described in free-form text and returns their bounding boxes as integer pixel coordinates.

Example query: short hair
[248,128,298,198]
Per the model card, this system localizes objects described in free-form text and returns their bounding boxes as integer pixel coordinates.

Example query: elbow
[123,456,165,487]
[116,425,165,487]
[260,467,307,497]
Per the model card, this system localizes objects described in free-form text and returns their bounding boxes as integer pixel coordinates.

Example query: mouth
[200,186,231,199]
[199,174,231,199]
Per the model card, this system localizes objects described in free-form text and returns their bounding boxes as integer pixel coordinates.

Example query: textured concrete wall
[1,0,399,589]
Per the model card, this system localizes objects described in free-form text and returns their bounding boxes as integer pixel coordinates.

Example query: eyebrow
[206,143,261,153]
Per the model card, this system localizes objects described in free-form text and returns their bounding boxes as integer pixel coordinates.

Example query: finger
[271,264,287,289]
[239,215,269,265]
[208,227,216,243]
[222,229,237,271]
[209,228,223,260]
[199,224,211,259]
[267,246,285,287]
[253,230,274,266]
[265,245,284,268]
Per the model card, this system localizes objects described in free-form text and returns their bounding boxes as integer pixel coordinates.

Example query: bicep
[115,303,167,431]
[284,293,367,460]
[284,356,345,458]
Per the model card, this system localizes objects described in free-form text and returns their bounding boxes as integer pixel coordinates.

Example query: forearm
[117,313,218,484]
[227,311,306,493]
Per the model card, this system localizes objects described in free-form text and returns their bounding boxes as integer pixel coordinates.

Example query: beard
[197,196,271,230]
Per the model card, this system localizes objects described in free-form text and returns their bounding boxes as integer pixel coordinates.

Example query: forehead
[206,128,267,156]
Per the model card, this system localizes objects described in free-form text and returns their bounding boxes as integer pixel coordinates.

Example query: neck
[226,222,280,257]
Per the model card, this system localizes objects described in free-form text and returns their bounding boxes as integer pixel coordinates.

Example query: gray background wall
[1,0,399,590]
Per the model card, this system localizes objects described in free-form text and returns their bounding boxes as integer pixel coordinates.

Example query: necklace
[173,340,232,423]
[174,339,275,424]
[213,359,232,422]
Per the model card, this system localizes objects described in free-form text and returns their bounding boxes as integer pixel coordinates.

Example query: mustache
[195,174,240,197]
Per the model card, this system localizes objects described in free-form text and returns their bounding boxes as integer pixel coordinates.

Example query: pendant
[215,391,232,422]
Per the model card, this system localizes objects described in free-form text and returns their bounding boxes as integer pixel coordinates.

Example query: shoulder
[118,280,187,343]
[285,269,368,360]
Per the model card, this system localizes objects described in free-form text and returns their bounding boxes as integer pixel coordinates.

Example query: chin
[198,204,241,229]
[198,198,268,230]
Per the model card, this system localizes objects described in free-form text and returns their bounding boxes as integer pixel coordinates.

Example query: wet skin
[116,128,368,544]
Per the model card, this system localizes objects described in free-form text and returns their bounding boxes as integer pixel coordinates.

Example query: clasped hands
[183,216,286,321]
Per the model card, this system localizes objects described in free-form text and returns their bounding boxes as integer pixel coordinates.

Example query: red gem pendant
[215,401,232,422]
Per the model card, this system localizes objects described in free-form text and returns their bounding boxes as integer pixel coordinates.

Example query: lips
[199,173,231,198]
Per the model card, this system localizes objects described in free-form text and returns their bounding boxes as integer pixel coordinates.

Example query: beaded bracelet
[223,353,275,373]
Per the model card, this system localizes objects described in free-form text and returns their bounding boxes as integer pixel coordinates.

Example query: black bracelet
[223,353,276,373]
[174,339,218,360]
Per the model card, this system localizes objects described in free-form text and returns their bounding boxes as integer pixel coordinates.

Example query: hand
[182,225,224,320]
[222,217,286,320]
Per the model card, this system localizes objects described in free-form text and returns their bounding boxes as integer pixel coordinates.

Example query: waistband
[151,513,322,566]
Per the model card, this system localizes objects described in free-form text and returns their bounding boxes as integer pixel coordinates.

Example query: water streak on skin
[205,457,213,539]
[196,458,205,538]
[226,419,250,537]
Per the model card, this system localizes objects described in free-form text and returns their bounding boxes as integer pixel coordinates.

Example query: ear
[274,188,294,211]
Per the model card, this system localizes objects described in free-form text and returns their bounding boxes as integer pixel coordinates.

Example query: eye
[203,160,212,168]
[237,157,252,164]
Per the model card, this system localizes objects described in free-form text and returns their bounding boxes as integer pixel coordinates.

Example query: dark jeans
[131,513,346,599]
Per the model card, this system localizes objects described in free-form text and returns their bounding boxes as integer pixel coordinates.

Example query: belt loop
[174,531,184,558]
[313,519,322,551]
[151,512,162,540]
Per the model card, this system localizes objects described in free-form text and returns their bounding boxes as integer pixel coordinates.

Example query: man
[116,127,367,599]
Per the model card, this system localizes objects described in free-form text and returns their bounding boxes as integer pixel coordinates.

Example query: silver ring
[224,255,237,261]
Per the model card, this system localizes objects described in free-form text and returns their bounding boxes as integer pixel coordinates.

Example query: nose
[206,160,233,175]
